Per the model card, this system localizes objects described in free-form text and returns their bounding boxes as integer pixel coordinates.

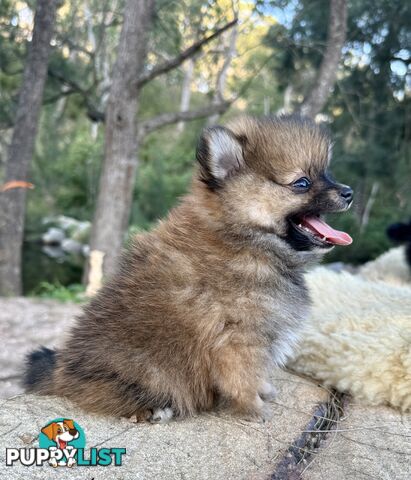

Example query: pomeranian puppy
[25,115,353,422]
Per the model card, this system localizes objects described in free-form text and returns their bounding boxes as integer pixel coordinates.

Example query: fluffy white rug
[359,246,411,286]
[290,264,411,411]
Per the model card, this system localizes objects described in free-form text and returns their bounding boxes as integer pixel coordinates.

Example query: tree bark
[360,182,379,234]
[300,0,347,118]
[177,58,195,133]
[207,24,238,126]
[0,0,58,296]
[86,0,155,279]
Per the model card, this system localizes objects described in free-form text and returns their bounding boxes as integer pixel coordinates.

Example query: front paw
[243,402,273,423]
[259,381,277,402]
[149,407,174,424]
[236,394,273,423]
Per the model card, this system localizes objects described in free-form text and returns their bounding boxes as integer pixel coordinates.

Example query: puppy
[41,419,79,467]
[24,115,353,422]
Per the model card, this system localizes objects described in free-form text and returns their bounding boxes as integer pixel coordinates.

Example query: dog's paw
[234,394,273,423]
[258,403,274,423]
[259,381,277,402]
[243,403,273,423]
[149,407,174,424]
[128,409,152,423]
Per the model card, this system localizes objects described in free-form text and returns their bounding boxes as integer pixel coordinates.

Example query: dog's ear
[196,126,245,190]
[64,419,75,430]
[41,422,56,440]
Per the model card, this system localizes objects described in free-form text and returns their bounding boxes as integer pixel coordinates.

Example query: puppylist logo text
[5,418,126,468]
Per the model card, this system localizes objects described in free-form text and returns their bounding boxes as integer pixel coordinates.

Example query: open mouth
[290,215,352,248]
[57,439,67,449]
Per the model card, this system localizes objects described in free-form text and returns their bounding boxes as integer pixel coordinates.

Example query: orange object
[1,181,34,192]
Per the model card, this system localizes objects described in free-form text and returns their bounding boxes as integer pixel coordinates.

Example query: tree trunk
[0,0,58,296]
[360,182,379,234]
[207,24,238,126]
[300,0,347,118]
[85,0,155,281]
[177,58,195,133]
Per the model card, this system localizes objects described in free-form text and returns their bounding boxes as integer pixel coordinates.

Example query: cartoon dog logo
[41,419,79,467]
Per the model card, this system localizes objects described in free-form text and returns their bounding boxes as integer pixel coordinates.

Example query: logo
[6,418,126,468]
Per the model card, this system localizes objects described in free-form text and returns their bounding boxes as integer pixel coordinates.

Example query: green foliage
[266,0,411,264]
[30,281,85,302]
[1,0,410,293]
[27,105,103,227]
[132,125,197,227]
[22,242,84,295]
[0,0,25,128]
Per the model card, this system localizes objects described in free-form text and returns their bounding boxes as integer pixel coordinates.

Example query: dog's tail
[23,346,56,392]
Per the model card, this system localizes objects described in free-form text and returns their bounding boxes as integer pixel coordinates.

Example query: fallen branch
[270,390,347,479]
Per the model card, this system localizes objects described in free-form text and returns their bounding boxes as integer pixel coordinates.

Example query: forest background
[0,0,410,298]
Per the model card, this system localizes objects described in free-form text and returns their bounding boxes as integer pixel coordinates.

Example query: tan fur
[27,115,351,421]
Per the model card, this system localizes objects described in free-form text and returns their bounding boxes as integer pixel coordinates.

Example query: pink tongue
[58,439,67,449]
[302,217,353,245]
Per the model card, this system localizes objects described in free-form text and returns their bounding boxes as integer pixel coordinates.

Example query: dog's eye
[293,177,311,190]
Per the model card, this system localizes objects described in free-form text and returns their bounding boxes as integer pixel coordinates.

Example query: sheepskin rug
[290,265,411,411]
[359,246,411,286]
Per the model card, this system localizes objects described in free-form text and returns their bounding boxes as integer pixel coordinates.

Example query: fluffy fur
[290,267,411,411]
[24,115,352,421]
[359,246,411,286]
[359,219,411,286]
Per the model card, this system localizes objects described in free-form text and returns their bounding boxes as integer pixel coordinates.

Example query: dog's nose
[340,186,353,203]
[69,428,77,436]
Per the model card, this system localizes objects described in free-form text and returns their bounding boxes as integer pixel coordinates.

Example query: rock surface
[0,375,326,479]
[0,297,82,399]
[1,298,410,479]
[306,404,411,480]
